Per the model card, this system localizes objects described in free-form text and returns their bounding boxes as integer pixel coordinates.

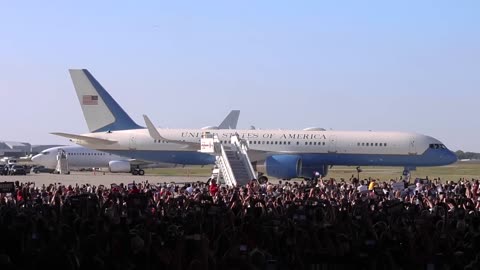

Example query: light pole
[356,166,362,182]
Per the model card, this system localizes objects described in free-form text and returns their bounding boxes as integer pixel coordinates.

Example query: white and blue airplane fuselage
[62,128,457,179]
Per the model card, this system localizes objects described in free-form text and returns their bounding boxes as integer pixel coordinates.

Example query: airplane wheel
[139,170,145,176]
[132,170,138,175]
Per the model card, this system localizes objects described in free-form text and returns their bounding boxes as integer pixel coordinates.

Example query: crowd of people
[1,175,480,270]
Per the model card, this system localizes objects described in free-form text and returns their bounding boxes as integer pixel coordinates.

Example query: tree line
[455,150,480,160]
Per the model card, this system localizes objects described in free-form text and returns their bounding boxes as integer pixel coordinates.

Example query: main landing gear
[131,168,145,176]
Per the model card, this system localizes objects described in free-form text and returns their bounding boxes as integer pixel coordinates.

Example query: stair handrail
[214,135,237,187]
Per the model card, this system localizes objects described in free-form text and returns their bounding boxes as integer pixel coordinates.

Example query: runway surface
[0,172,210,187]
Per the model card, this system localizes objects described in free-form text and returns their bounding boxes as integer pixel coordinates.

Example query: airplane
[53,69,458,180]
[31,145,179,175]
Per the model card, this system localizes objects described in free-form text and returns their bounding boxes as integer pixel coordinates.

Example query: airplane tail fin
[218,110,240,129]
[69,69,143,133]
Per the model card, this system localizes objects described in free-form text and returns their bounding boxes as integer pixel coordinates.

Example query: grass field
[146,166,213,177]
[328,161,480,181]
[144,161,480,182]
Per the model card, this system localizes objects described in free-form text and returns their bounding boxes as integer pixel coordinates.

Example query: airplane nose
[31,154,45,165]
[447,150,458,164]
[31,155,40,163]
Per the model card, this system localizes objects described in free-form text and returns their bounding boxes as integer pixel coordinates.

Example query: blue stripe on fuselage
[301,148,457,167]
[100,148,456,167]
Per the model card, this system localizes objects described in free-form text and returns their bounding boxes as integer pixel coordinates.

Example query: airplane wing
[143,115,199,147]
[51,132,118,145]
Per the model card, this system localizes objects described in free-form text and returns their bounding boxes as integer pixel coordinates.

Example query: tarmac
[0,171,210,187]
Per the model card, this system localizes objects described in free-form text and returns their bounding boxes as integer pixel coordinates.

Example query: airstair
[55,148,70,174]
[200,132,256,187]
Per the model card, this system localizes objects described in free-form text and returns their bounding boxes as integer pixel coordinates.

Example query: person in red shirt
[209,179,219,196]
[129,184,140,194]
[16,189,23,203]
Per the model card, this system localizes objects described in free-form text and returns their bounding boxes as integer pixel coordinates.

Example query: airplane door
[129,136,137,150]
[409,138,416,155]
[327,135,337,153]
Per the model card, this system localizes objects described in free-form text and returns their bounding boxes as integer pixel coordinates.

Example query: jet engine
[265,155,302,179]
[108,160,131,173]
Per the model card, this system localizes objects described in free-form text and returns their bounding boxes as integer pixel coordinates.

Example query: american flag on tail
[82,95,98,105]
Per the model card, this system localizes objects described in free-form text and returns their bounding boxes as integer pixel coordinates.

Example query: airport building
[0,140,64,158]
[0,141,31,158]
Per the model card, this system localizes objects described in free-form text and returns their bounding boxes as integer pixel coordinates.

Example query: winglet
[143,115,199,147]
[143,115,167,141]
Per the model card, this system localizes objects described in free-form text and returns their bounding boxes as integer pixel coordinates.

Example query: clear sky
[0,1,479,151]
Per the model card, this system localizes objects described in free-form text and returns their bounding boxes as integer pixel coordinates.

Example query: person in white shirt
[357,180,368,193]
[186,183,194,195]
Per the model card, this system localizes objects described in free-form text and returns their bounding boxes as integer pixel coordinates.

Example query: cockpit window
[429,144,447,149]
[42,151,50,155]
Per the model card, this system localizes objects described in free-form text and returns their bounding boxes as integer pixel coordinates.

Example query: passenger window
[309,142,312,145]
[305,142,308,145]
[275,141,278,145]
[362,143,365,146]
[357,143,360,146]
[384,143,387,146]
[297,142,299,145]
[375,143,378,146]
[366,143,369,146]
[288,142,291,145]
[323,142,325,145]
